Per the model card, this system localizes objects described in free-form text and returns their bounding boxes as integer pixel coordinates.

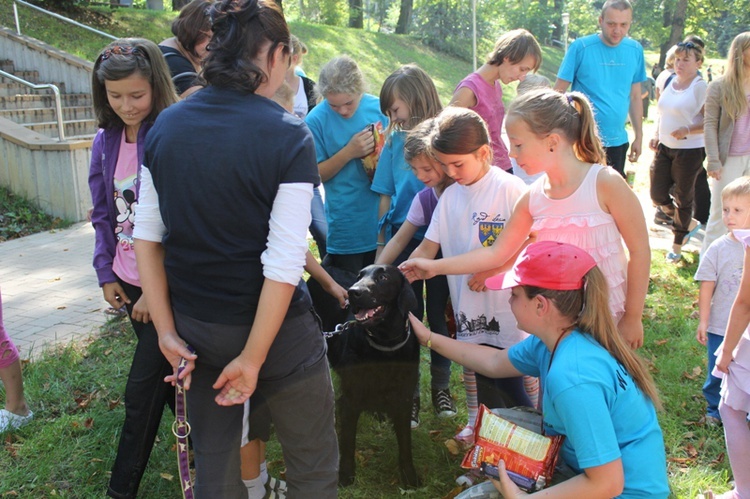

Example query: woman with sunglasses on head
[88,38,179,498]
[134,0,338,496]
[649,40,708,263]
[158,0,213,97]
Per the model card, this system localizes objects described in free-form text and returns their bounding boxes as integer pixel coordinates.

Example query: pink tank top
[455,73,511,171]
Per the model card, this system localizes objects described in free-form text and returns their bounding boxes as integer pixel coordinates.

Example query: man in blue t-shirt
[554,0,646,178]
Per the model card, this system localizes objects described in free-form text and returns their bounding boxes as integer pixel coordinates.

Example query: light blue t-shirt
[557,34,646,147]
[305,94,387,255]
[371,131,427,241]
[508,331,669,498]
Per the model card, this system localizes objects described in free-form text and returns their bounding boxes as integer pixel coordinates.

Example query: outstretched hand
[408,312,431,346]
[399,258,436,283]
[213,356,262,406]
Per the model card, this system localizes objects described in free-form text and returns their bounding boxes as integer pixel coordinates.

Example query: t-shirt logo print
[479,222,504,247]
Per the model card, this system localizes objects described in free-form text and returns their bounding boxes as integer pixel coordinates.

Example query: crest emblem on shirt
[478,222,503,247]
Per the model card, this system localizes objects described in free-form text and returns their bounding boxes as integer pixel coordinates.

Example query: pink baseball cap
[485,241,597,291]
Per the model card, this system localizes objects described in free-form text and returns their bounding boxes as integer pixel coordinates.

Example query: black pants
[107,280,175,499]
[605,142,629,178]
[649,144,706,245]
[476,344,532,409]
[693,168,711,225]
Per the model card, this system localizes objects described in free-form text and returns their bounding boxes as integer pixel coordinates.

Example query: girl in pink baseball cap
[409,241,668,499]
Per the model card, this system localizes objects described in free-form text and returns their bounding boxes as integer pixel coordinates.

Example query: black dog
[310,264,421,487]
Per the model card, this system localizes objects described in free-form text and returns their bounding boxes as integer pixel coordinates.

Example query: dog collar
[364,318,412,352]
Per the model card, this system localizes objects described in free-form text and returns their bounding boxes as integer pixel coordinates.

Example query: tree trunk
[395,0,413,34]
[349,0,363,28]
[657,0,686,70]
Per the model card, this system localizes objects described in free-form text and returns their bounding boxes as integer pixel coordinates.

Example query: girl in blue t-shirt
[408,241,669,498]
[305,56,387,274]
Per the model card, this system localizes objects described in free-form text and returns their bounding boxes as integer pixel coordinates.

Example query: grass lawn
[0,248,736,498]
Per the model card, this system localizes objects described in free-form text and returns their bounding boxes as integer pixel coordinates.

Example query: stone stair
[0,59,97,140]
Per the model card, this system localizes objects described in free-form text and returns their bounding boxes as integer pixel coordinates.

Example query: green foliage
[0,187,70,242]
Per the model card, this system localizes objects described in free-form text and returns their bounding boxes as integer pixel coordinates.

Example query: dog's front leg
[338,401,361,486]
[392,405,421,487]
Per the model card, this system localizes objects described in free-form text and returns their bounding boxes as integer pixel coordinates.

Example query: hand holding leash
[160,332,197,390]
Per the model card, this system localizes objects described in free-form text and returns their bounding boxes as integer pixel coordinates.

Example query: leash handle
[173,344,196,499]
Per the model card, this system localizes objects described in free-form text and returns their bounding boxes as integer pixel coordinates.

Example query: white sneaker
[0,409,33,433]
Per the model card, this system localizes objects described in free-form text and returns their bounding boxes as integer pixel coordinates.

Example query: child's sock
[464,368,478,426]
[260,460,269,485]
[243,476,265,499]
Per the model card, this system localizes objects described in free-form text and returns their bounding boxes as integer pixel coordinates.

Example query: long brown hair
[721,32,750,120]
[523,267,661,409]
[92,38,178,129]
[380,64,442,134]
[507,88,606,165]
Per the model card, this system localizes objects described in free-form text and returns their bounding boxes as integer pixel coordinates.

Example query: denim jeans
[107,280,174,499]
[703,332,723,420]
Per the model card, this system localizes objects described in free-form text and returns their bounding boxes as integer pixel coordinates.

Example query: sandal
[682,221,703,246]
[666,251,682,264]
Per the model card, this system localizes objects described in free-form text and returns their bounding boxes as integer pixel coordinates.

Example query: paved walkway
[1,222,105,360]
[1,127,706,361]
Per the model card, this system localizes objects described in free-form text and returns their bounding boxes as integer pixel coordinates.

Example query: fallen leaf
[56,306,66,310]
[683,431,695,439]
[160,473,174,481]
[710,452,725,465]
[667,457,693,463]
[108,398,121,410]
[84,418,94,429]
[685,443,698,458]
[104,349,113,356]
[654,339,668,346]
[444,439,461,456]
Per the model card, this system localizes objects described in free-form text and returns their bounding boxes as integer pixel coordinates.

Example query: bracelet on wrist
[376,241,386,247]
[426,330,434,349]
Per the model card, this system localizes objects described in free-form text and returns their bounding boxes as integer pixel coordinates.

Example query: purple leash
[173,344,196,499]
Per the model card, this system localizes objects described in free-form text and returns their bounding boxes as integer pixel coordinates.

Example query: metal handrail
[0,69,66,141]
[13,0,117,41]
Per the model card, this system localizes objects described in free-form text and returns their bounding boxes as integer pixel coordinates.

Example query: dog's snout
[348,285,363,300]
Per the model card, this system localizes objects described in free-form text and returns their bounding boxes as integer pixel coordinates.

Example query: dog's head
[348,264,417,327]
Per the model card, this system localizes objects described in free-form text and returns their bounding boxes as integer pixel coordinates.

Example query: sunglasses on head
[677,41,697,49]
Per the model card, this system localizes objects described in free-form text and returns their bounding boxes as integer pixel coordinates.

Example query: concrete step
[0,106,95,124]
[0,70,40,84]
[0,81,66,97]
[24,118,98,139]
[0,93,93,109]
[0,59,14,73]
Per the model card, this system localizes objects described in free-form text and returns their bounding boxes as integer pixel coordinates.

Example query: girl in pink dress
[711,228,750,499]
[401,88,650,349]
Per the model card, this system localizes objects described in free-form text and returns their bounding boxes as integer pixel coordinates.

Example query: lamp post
[562,12,570,52]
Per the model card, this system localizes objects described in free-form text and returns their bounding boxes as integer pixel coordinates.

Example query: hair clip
[101,45,140,60]
[677,41,696,49]
[565,93,574,106]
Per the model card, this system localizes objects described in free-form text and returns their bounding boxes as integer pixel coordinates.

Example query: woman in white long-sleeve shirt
[133,1,338,497]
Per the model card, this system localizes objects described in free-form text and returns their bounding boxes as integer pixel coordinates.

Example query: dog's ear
[397,270,418,317]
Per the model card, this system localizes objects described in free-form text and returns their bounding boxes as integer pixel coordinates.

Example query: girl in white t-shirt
[406,108,531,449]
[401,89,650,350]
